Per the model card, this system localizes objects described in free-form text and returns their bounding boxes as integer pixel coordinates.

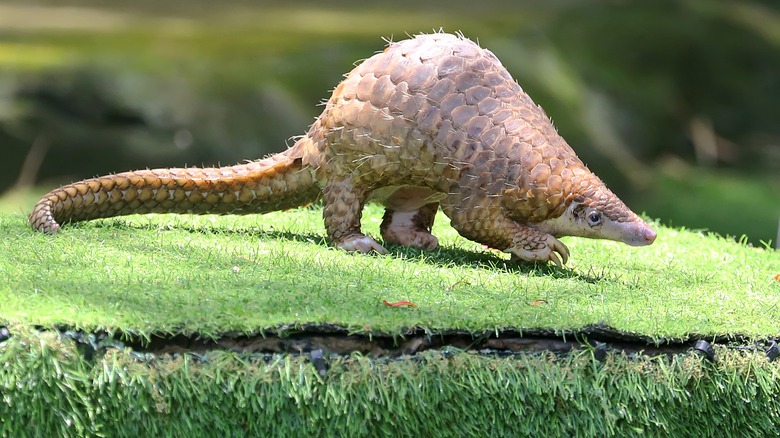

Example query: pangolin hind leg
[380,202,439,250]
[322,178,388,254]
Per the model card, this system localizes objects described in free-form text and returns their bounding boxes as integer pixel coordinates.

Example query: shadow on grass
[88,218,610,284]
[86,217,328,244]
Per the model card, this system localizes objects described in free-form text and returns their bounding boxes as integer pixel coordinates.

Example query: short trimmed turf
[1,205,778,340]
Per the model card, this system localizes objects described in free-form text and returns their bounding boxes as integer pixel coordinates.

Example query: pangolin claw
[337,235,389,255]
[553,238,570,265]
[548,251,563,269]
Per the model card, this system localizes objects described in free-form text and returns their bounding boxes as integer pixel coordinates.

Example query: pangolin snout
[625,222,656,246]
[641,227,657,245]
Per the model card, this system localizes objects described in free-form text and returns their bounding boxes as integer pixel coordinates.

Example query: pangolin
[29,33,656,267]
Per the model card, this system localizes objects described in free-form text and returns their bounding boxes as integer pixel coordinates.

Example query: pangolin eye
[587,211,602,226]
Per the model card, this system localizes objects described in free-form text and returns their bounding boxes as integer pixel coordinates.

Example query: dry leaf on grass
[383,300,417,308]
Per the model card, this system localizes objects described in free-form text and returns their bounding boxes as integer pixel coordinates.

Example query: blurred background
[1,0,778,246]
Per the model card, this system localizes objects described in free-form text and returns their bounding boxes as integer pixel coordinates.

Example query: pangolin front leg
[442,198,569,268]
[380,202,439,250]
[322,179,388,254]
[506,226,570,268]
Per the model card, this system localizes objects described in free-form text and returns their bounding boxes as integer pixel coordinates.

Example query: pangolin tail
[29,146,320,234]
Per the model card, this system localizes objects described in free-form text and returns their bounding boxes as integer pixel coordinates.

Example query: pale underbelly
[368,185,447,211]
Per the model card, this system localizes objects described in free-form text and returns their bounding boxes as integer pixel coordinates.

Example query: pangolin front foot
[507,234,570,268]
[335,234,389,254]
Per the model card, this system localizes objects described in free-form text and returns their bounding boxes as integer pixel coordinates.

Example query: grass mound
[1,205,778,340]
[1,201,779,435]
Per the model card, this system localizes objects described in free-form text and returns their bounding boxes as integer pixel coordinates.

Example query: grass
[2,192,780,435]
[2,327,780,437]
[1,194,779,341]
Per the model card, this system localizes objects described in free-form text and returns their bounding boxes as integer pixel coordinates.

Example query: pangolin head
[533,171,657,247]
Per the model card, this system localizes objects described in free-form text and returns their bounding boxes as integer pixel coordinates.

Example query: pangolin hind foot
[30,33,656,265]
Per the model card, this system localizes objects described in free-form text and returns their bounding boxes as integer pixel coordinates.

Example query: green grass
[2,193,780,435]
[1,199,779,341]
[2,327,780,437]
